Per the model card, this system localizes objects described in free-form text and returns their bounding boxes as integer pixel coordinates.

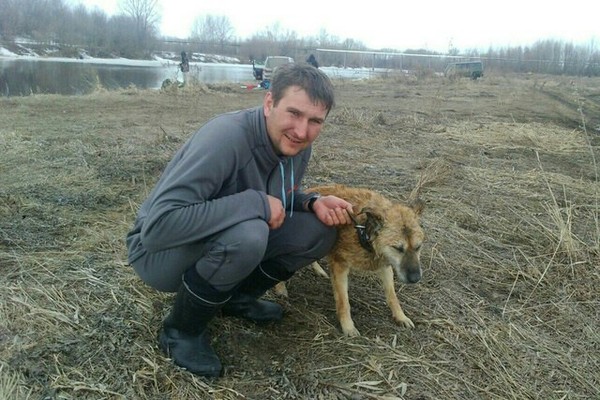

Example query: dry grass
[1,73,599,399]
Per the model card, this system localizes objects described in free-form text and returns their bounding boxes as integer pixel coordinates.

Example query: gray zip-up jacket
[126,106,315,264]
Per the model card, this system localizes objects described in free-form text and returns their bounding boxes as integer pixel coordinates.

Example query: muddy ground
[1,72,599,399]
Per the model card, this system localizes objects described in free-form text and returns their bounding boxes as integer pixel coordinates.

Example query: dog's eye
[394,245,405,253]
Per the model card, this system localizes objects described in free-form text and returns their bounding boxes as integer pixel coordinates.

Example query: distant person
[179,51,189,73]
[252,59,263,81]
[126,63,353,377]
[306,53,319,68]
[0,72,8,97]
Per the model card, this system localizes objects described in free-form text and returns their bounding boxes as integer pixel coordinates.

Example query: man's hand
[312,195,353,226]
[267,195,286,229]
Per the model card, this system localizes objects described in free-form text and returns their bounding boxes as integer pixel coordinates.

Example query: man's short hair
[270,63,335,114]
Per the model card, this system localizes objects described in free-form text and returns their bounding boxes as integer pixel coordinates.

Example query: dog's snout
[407,270,421,284]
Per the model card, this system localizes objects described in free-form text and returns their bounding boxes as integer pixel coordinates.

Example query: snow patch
[0,47,17,57]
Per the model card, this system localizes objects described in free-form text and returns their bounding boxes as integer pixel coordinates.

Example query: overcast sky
[75,0,599,52]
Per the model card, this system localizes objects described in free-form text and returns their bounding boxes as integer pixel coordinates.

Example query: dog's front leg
[331,262,360,337]
[379,266,415,329]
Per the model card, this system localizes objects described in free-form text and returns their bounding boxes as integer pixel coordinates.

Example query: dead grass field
[1,72,599,399]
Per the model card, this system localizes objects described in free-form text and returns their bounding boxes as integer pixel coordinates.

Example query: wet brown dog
[276,184,425,337]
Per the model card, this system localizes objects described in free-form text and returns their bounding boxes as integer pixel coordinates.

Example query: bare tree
[118,0,160,56]
[191,15,235,53]
[0,0,18,37]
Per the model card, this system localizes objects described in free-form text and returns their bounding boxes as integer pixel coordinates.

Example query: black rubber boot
[221,263,293,323]
[159,269,231,377]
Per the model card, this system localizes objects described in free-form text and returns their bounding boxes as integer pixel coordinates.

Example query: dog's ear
[409,198,425,216]
[360,207,384,237]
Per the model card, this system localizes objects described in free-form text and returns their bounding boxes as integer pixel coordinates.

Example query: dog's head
[360,199,425,284]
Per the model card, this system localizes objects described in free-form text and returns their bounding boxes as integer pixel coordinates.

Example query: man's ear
[263,91,274,116]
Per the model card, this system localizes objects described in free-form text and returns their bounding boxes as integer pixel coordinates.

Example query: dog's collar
[348,213,374,253]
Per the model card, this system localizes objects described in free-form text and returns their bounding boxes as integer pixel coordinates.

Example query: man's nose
[294,118,309,139]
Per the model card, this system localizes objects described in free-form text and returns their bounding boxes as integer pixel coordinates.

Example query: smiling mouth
[284,133,303,144]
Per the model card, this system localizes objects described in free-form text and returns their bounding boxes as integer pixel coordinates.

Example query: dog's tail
[272,261,328,297]
[409,159,451,202]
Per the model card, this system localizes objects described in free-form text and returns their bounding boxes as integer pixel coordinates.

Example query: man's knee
[264,214,337,270]
[222,219,270,265]
[196,219,270,289]
[132,219,270,293]
[311,224,338,259]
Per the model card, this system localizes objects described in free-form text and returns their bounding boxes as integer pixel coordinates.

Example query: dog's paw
[341,322,361,337]
[395,316,415,329]
[272,281,288,297]
[343,328,361,337]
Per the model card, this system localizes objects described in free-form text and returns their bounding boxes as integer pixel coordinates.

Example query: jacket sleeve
[139,126,270,253]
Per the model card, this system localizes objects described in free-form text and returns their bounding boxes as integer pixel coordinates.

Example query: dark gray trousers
[131,212,337,293]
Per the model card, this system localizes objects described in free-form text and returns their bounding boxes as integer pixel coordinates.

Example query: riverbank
[1,74,599,399]
[0,37,242,64]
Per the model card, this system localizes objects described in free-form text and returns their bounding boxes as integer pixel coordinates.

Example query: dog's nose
[407,270,421,283]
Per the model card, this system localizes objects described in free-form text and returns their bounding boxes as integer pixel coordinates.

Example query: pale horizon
[75,0,599,53]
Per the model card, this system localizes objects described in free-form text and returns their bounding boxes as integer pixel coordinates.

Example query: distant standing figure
[0,70,9,97]
[252,59,264,81]
[306,53,319,68]
[180,51,190,73]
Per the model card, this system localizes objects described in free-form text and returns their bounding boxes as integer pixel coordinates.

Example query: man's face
[263,86,328,157]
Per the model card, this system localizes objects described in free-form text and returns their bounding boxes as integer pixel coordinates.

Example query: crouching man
[126,63,353,377]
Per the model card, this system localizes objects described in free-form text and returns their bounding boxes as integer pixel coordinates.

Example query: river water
[0,57,381,96]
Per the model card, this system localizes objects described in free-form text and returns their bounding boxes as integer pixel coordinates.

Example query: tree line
[1,0,598,76]
[0,0,161,58]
